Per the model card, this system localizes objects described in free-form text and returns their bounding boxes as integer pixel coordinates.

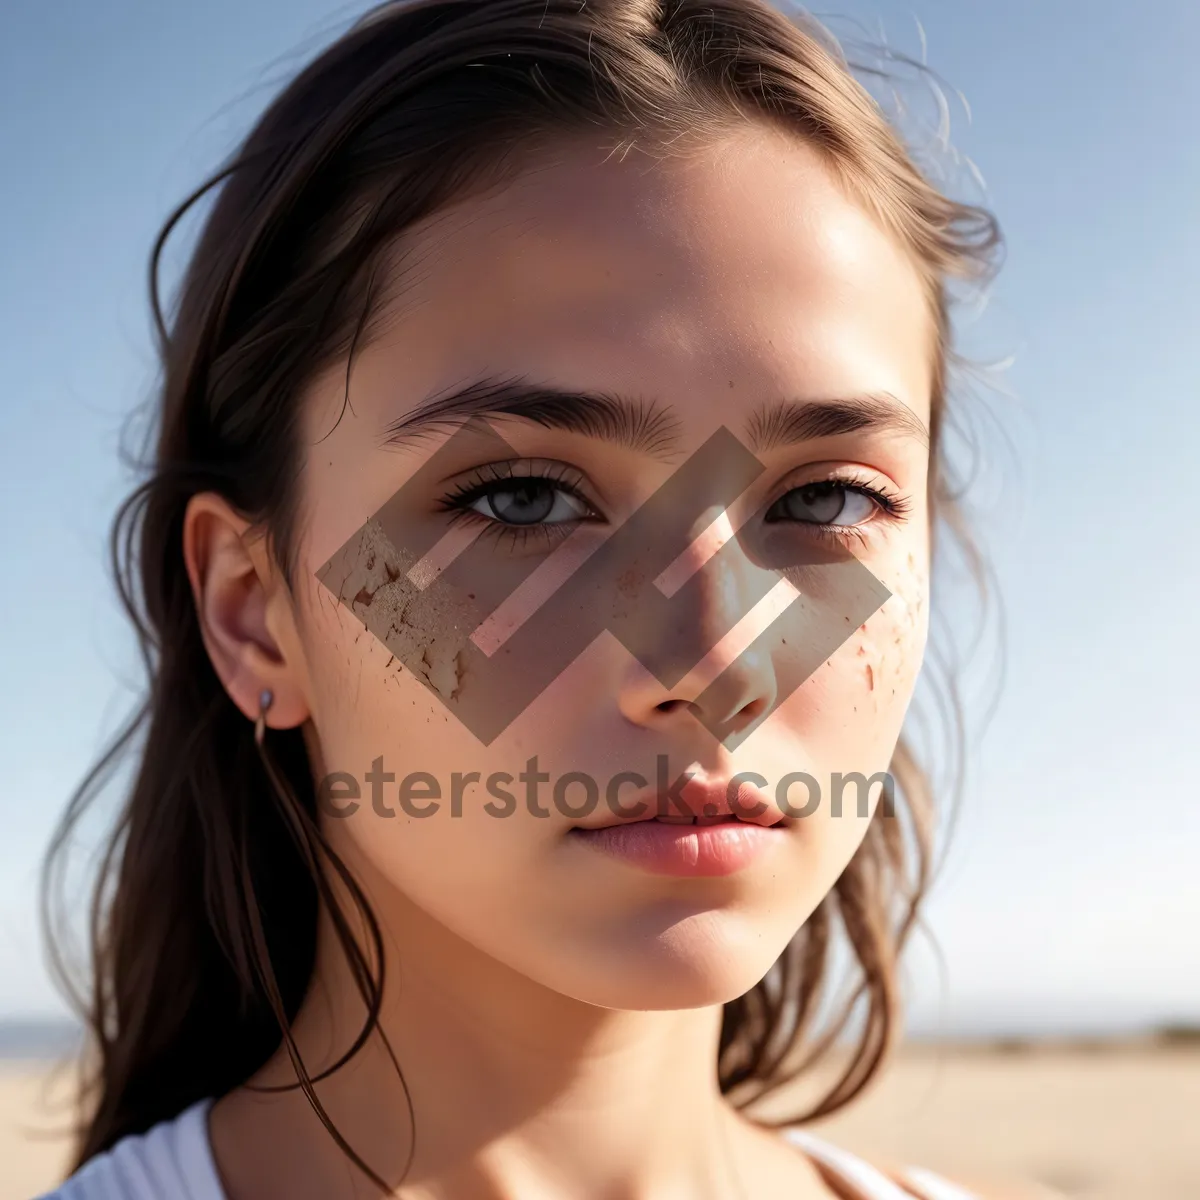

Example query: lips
[571,776,787,831]
[565,773,790,876]
[567,813,787,877]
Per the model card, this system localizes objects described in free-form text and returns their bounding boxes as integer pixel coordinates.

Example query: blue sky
[1,0,1197,1035]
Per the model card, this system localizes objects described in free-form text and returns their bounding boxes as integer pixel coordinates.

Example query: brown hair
[42,0,1001,1187]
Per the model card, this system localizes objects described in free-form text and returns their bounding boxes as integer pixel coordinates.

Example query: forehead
[345,126,933,436]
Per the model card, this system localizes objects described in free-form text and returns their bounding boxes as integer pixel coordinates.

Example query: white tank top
[35,1098,980,1200]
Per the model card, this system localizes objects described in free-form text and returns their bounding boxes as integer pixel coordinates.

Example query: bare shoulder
[941,1182,1068,1200]
[939,1181,1067,1200]
[877,1158,1069,1200]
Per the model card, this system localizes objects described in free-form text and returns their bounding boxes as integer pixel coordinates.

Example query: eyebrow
[746,393,929,451]
[379,374,928,457]
[380,376,682,459]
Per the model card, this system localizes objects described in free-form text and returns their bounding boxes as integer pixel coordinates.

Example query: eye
[464,478,592,526]
[766,481,880,526]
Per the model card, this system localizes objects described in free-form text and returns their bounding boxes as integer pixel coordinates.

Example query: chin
[554,906,796,1012]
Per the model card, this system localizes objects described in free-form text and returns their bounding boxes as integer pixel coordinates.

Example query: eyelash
[436,460,601,550]
[436,462,910,548]
[764,472,912,549]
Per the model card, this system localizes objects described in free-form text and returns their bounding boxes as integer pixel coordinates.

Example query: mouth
[565,774,790,877]
[570,776,788,831]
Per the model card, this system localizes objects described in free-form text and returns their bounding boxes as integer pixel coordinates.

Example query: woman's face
[288,126,932,1010]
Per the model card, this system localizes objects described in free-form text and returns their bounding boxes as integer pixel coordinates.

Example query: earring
[254,687,274,747]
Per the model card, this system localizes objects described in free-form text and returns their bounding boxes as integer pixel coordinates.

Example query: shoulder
[890,1162,1069,1200]
[782,1128,1063,1200]
[33,1100,225,1200]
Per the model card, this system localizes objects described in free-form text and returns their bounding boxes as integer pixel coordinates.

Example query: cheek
[761,538,930,777]
[852,549,929,714]
[293,541,573,927]
[777,548,929,875]
[293,546,478,834]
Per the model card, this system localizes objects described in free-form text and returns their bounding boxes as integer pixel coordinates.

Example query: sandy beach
[2,1042,1195,1199]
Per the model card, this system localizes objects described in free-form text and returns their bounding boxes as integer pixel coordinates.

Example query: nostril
[655,698,687,714]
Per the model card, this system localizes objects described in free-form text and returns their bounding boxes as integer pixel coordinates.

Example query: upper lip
[571,775,788,831]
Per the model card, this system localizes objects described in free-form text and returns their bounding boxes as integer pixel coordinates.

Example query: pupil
[787,483,844,523]
[491,482,554,525]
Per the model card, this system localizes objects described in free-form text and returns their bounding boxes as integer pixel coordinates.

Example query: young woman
[40,2,1027,1197]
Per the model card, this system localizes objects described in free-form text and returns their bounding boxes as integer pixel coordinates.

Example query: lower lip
[568,819,786,877]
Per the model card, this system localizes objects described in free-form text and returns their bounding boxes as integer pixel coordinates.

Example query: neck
[212,876,763,1200]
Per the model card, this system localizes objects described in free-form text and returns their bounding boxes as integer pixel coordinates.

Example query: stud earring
[254,687,274,747]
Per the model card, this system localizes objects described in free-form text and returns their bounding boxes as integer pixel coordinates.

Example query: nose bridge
[688,517,783,683]
[678,505,767,650]
[618,429,771,652]
[602,425,785,739]
[690,503,736,563]
[616,529,782,742]
[619,507,781,741]
[656,502,740,603]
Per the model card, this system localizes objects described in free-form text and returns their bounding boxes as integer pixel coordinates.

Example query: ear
[182,492,311,732]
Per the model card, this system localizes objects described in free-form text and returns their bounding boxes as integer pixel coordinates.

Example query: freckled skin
[282,128,935,1013]
[203,126,938,1200]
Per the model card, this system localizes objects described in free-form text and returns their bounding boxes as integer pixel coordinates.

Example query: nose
[615,505,781,746]
[618,644,777,747]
